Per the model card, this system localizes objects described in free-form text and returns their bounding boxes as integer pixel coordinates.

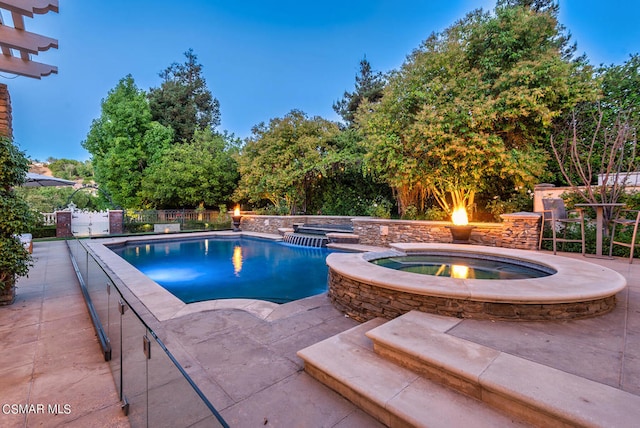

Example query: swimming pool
[110,237,334,304]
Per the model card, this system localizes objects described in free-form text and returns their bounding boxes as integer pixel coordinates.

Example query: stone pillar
[56,211,72,238]
[499,212,542,250]
[0,84,12,139]
[109,210,124,235]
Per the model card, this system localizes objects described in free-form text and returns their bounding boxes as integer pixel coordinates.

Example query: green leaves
[357,1,593,216]
[236,110,341,214]
[0,138,33,287]
[140,129,239,208]
[148,49,220,144]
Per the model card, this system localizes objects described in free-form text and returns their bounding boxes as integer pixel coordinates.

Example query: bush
[367,196,393,219]
[32,226,56,239]
[0,138,34,290]
[401,205,448,221]
[485,190,533,221]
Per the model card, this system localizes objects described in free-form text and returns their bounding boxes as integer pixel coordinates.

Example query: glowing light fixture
[232,206,242,232]
[451,206,469,226]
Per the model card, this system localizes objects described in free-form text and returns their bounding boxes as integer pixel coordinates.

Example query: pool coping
[87,231,295,322]
[327,243,627,304]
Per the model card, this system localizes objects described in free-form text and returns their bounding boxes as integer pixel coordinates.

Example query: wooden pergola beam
[0,54,57,79]
[0,1,58,17]
[0,0,58,79]
[0,25,57,54]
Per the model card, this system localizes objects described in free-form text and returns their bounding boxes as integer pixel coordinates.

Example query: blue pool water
[110,237,335,304]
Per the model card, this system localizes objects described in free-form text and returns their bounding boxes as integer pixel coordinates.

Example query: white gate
[71,209,110,237]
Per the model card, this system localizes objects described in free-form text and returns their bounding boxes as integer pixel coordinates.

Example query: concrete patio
[1,240,639,427]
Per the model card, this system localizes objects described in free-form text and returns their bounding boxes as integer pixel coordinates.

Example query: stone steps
[298,311,640,427]
[297,318,529,427]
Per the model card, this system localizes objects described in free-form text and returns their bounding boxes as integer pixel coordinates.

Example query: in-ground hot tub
[326,243,626,321]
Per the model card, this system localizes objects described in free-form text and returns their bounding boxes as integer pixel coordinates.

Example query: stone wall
[499,212,541,250]
[239,215,354,235]
[328,270,617,322]
[352,218,503,247]
[239,213,542,251]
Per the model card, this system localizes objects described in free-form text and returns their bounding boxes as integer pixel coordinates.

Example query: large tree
[148,49,220,144]
[236,110,341,214]
[140,129,239,209]
[358,1,595,217]
[550,55,640,224]
[83,75,173,208]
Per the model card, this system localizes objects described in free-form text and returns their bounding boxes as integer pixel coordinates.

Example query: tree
[0,138,34,298]
[333,57,385,127]
[140,129,239,209]
[17,186,107,213]
[47,158,93,182]
[148,49,220,143]
[550,55,640,224]
[236,110,341,214]
[357,1,595,217]
[83,76,174,208]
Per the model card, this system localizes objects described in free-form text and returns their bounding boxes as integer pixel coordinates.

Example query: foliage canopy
[357,1,595,217]
[148,49,221,144]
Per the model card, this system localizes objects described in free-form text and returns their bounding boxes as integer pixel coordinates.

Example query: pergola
[0,0,58,79]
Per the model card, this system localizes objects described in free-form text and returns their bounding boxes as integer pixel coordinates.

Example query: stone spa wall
[240,212,542,251]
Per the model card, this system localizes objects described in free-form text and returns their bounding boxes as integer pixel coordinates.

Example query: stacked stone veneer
[328,270,617,322]
[352,219,503,247]
[239,215,354,235]
[0,84,12,139]
[240,212,542,251]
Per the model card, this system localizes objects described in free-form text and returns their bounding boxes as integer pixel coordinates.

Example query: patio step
[297,318,529,427]
[298,311,640,427]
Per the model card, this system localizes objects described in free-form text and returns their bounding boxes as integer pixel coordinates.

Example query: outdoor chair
[609,209,640,263]
[539,198,585,255]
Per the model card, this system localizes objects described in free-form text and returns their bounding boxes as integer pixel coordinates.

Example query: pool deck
[2,239,640,427]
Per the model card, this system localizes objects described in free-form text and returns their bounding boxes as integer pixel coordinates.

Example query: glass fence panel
[121,301,148,427]
[108,284,123,398]
[67,238,227,428]
[74,238,90,281]
[85,258,111,332]
[147,333,225,428]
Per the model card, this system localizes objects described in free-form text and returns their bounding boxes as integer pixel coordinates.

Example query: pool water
[371,254,554,280]
[110,237,334,304]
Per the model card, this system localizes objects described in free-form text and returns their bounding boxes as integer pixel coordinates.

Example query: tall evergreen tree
[333,57,385,126]
[148,49,220,144]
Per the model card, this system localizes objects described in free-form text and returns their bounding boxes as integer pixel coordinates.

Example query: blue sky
[3,0,639,161]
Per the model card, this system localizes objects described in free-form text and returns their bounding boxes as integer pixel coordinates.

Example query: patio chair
[538,198,585,255]
[609,209,640,263]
